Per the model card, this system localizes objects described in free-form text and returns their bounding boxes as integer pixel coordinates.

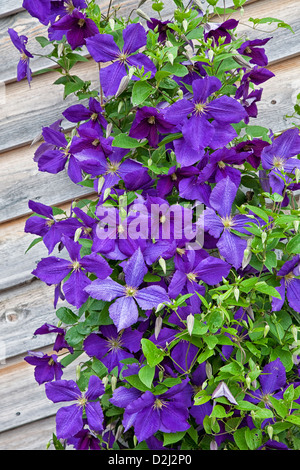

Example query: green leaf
[246,204,269,223]
[36,36,51,47]
[131,81,153,106]
[269,396,288,418]
[210,404,227,418]
[138,365,155,389]
[249,17,294,33]
[60,350,83,368]
[56,307,78,324]
[233,428,249,450]
[141,338,165,367]
[161,62,188,77]
[286,234,300,254]
[163,431,187,446]
[245,428,262,450]
[25,236,43,254]
[124,374,151,392]
[64,78,85,98]
[254,281,281,299]
[143,273,161,282]
[112,133,148,148]
[285,414,300,426]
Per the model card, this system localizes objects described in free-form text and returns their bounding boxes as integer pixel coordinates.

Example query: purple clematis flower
[35,124,83,184]
[234,138,269,170]
[245,358,286,409]
[24,199,80,254]
[164,75,247,152]
[85,23,156,97]
[204,19,239,45]
[34,322,73,353]
[203,177,252,269]
[237,38,272,67]
[120,378,193,442]
[50,8,99,49]
[261,128,300,195]
[146,17,172,44]
[272,255,300,313]
[129,106,174,148]
[84,248,169,331]
[200,146,249,188]
[168,248,231,312]
[62,97,107,133]
[22,0,51,25]
[45,375,105,439]
[8,28,33,84]
[83,325,143,373]
[24,351,64,384]
[32,236,113,308]
[235,66,275,101]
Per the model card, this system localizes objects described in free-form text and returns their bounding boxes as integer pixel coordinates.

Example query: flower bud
[234,286,240,302]
[111,375,117,392]
[182,19,188,32]
[97,176,105,194]
[159,257,167,274]
[267,425,273,440]
[136,8,151,22]
[109,18,115,30]
[263,323,270,337]
[76,365,81,381]
[208,49,214,62]
[155,316,163,339]
[292,325,298,342]
[245,376,251,389]
[102,375,109,388]
[261,231,267,245]
[74,227,82,243]
[167,53,174,65]
[293,220,299,233]
[205,362,212,380]
[187,313,194,336]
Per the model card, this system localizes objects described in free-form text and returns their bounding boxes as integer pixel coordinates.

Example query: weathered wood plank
[0,280,68,360]
[0,348,87,433]
[0,0,23,19]
[0,141,95,224]
[0,415,56,450]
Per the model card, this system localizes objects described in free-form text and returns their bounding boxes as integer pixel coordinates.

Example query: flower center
[92,138,100,147]
[45,219,55,227]
[107,161,121,174]
[221,216,234,229]
[117,52,129,64]
[77,394,88,407]
[244,46,252,54]
[160,215,167,224]
[176,247,185,256]
[20,52,28,63]
[218,161,226,169]
[147,116,156,125]
[284,272,295,283]
[194,102,208,115]
[171,172,177,181]
[91,112,98,121]
[153,398,167,410]
[107,337,123,351]
[272,156,285,170]
[125,285,138,297]
[78,18,86,28]
[187,272,197,282]
[72,260,81,271]
[64,0,75,13]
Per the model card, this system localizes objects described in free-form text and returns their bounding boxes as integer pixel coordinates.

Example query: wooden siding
[0,0,299,450]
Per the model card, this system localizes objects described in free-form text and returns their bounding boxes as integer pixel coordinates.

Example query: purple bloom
[83,325,143,373]
[34,322,73,353]
[272,255,300,313]
[235,66,275,101]
[168,249,231,312]
[24,351,64,384]
[8,28,33,84]
[35,124,82,184]
[24,199,80,254]
[204,19,239,45]
[164,76,247,152]
[22,0,51,25]
[203,177,252,269]
[241,88,263,124]
[237,38,272,67]
[234,138,269,170]
[45,375,105,439]
[84,248,169,331]
[129,106,174,148]
[32,236,113,308]
[62,97,107,133]
[200,146,249,188]
[86,23,156,97]
[261,128,300,195]
[146,18,172,44]
[120,378,193,442]
[245,358,286,408]
[50,8,99,49]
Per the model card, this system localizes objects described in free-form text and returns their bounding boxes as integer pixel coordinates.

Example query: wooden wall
[0,0,299,450]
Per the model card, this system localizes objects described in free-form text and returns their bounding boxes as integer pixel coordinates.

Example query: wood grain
[0,415,56,450]
[0,142,95,224]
